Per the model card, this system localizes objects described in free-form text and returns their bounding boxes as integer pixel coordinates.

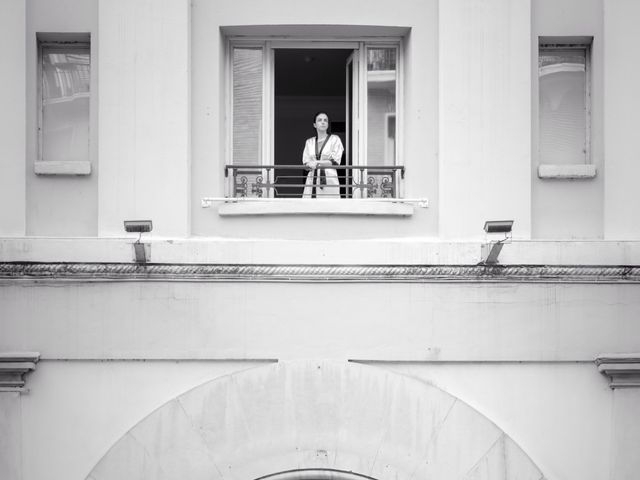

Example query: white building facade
[1,0,640,479]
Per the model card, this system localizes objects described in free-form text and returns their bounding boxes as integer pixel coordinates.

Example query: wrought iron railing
[225,164,405,199]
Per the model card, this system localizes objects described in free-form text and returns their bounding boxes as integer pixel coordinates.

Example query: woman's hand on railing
[305,160,318,170]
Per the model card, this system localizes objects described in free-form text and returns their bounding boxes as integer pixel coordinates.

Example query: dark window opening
[274,48,352,198]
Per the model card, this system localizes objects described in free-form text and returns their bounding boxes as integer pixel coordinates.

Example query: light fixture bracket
[480,220,514,265]
[124,220,153,263]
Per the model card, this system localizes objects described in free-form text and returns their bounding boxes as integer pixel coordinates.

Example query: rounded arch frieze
[87,360,545,480]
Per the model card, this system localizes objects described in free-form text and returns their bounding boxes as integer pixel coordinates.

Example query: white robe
[301,134,344,198]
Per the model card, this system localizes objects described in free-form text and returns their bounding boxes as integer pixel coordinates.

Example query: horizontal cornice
[0,352,40,393]
[595,354,640,389]
[1,262,639,283]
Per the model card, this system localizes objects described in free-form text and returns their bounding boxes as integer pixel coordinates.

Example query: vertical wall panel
[603,0,640,239]
[0,0,26,236]
[26,0,99,237]
[610,389,640,480]
[98,0,190,237]
[0,393,22,480]
[439,0,531,239]
[531,0,604,240]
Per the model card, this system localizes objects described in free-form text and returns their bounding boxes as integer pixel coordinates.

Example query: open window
[226,39,403,199]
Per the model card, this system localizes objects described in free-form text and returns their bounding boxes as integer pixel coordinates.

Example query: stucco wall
[610,388,640,479]
[0,0,26,236]
[0,392,22,480]
[190,0,439,238]
[20,361,268,480]
[13,360,609,480]
[1,2,640,480]
[390,362,612,480]
[531,0,604,239]
[2,279,639,361]
[439,0,532,240]
[1,0,638,239]
[97,0,191,237]
[25,0,99,236]
[603,0,640,240]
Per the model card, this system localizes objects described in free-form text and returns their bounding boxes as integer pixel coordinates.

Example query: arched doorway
[256,469,378,480]
[86,360,545,480]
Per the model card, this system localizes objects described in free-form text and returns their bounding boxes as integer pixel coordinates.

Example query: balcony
[225,164,405,199]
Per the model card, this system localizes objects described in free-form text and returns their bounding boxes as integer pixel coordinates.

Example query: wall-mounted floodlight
[480,220,514,265]
[124,220,152,263]
[484,220,514,234]
[124,220,153,233]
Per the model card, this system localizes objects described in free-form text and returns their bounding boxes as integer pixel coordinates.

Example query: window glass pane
[539,47,587,164]
[233,47,263,165]
[41,46,90,162]
[367,47,397,166]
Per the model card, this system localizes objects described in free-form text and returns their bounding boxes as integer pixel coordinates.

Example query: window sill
[217,199,415,217]
[34,161,91,176]
[537,164,596,179]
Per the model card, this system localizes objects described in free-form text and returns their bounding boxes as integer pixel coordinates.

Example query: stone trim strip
[595,354,640,389]
[0,352,40,393]
[1,263,640,283]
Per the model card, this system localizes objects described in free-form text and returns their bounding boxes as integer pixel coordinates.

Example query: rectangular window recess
[34,160,91,175]
[226,37,404,201]
[538,37,592,168]
[37,34,91,173]
[537,164,596,179]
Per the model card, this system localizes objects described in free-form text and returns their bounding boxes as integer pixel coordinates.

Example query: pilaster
[98,0,191,237]
[439,0,531,239]
[0,0,26,236]
[596,354,640,480]
[0,353,39,480]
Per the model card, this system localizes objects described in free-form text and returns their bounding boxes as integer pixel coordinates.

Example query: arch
[256,468,378,480]
[86,360,545,480]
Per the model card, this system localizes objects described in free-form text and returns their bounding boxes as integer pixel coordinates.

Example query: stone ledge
[538,164,597,179]
[0,352,40,393]
[34,161,91,175]
[595,354,640,388]
[218,199,415,216]
[2,239,640,266]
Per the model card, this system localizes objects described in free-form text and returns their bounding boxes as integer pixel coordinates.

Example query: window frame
[224,36,404,179]
[36,34,92,175]
[364,43,401,169]
[227,42,267,169]
[537,37,594,178]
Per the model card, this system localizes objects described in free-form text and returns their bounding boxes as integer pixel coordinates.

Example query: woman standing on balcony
[302,112,344,198]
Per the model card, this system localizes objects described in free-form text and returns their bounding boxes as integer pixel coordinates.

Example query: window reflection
[41,46,90,163]
[539,47,588,164]
[367,48,396,166]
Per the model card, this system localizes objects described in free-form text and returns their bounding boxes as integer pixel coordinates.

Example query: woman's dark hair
[313,111,331,135]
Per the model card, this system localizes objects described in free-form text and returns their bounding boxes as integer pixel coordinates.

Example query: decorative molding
[595,354,640,389]
[0,352,40,393]
[1,263,640,283]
